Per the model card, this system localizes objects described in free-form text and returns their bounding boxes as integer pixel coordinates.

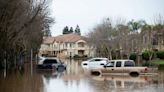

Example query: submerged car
[81,58,110,69]
[37,57,66,70]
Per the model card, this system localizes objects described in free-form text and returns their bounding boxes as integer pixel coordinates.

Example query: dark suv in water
[37,57,66,70]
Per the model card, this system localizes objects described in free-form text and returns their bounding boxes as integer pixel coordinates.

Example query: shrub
[142,51,154,61]
[73,54,79,58]
[142,62,154,66]
[73,55,88,59]
[82,55,88,58]
[156,51,164,59]
[129,53,137,61]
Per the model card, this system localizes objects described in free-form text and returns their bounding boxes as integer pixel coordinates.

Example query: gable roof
[43,37,55,44]
[54,33,84,43]
[42,33,86,44]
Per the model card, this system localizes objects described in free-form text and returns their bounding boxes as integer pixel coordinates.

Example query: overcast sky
[49,0,164,36]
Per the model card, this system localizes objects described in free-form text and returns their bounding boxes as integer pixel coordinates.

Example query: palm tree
[127,20,146,65]
[128,19,146,33]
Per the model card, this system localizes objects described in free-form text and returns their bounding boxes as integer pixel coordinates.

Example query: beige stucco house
[39,33,95,58]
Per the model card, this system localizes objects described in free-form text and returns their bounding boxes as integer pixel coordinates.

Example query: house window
[78,42,84,47]
[47,44,50,47]
[65,43,67,48]
[70,43,72,48]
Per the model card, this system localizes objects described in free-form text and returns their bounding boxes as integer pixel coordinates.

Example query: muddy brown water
[0,59,164,92]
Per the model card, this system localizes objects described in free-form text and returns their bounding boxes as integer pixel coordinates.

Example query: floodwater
[0,59,164,92]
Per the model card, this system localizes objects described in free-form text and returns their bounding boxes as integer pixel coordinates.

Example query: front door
[78,50,84,56]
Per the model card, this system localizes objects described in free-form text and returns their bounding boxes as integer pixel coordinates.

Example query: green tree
[128,19,146,33]
[157,51,164,59]
[69,27,74,33]
[129,53,137,61]
[142,51,154,61]
[75,25,81,35]
[62,26,69,34]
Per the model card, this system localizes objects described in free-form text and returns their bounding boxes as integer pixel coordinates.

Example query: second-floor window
[70,43,72,48]
[65,43,67,48]
[47,44,50,47]
[78,42,84,47]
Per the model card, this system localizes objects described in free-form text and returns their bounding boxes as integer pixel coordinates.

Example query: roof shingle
[54,33,83,43]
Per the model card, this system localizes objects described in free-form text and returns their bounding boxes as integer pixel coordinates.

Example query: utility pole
[4,51,6,78]
[31,49,33,76]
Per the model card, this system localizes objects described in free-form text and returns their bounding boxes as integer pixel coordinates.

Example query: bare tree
[0,0,54,69]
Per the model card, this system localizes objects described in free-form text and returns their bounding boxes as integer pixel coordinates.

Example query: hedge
[129,53,137,61]
[142,51,154,61]
[156,51,164,59]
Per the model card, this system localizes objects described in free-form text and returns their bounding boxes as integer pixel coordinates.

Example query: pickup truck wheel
[91,71,100,76]
[129,72,139,77]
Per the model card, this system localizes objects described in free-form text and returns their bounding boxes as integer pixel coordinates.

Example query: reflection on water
[0,59,164,92]
[0,68,43,92]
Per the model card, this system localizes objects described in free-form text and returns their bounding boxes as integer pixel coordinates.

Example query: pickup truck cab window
[106,62,114,67]
[124,61,135,67]
[116,61,122,67]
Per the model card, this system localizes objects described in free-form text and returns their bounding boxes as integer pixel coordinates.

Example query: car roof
[92,57,108,59]
[43,57,59,60]
[109,59,134,62]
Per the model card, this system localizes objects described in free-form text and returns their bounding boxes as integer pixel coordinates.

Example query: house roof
[54,33,84,43]
[42,33,86,44]
[43,37,55,44]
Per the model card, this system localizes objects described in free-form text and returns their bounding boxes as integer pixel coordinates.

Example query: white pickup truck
[91,60,157,76]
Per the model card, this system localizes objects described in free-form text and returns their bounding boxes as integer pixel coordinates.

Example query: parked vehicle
[81,58,110,69]
[91,59,158,76]
[37,57,66,70]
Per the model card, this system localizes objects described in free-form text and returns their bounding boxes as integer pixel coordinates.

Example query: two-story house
[39,33,95,58]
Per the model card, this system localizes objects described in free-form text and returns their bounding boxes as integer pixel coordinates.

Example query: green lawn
[151,60,164,65]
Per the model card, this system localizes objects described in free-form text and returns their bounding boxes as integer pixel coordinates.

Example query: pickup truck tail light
[144,68,148,72]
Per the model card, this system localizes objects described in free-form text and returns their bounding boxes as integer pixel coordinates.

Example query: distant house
[39,37,55,56]
[39,33,95,58]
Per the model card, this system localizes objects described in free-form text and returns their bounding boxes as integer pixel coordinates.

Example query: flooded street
[0,60,164,92]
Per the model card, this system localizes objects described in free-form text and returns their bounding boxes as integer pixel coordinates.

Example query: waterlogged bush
[142,51,154,61]
[156,51,164,59]
[73,55,88,59]
[129,53,137,61]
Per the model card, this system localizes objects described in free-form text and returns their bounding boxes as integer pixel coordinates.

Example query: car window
[95,59,102,61]
[90,59,102,62]
[124,61,135,67]
[43,59,58,64]
[106,62,114,67]
[116,61,122,67]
